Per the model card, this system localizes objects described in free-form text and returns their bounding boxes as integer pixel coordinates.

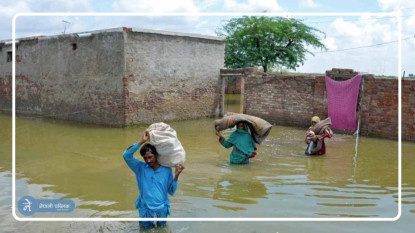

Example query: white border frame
[12,12,402,222]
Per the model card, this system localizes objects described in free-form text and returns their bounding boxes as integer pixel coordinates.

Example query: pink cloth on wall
[325,74,362,131]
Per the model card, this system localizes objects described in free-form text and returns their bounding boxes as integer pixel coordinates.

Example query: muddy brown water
[0,95,413,232]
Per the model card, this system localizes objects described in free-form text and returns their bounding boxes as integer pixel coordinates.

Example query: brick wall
[0,75,12,110]
[359,76,399,139]
[244,72,316,127]
[122,29,225,126]
[402,80,415,141]
[0,28,225,127]
[240,68,413,142]
[0,32,126,126]
[312,76,327,120]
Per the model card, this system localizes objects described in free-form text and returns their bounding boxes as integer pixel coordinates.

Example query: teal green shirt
[219,136,250,164]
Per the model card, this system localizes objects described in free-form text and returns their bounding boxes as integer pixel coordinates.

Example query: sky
[0,0,414,76]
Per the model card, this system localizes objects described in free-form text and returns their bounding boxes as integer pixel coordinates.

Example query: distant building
[0,27,225,126]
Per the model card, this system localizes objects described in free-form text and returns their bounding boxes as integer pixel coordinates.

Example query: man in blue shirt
[123,131,185,228]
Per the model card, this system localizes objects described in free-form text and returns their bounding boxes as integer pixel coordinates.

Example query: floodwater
[224,94,243,113]
[0,95,414,232]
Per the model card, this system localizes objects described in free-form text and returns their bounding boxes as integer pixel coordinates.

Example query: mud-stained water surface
[0,95,414,232]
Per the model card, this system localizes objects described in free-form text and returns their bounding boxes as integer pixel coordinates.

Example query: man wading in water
[123,131,185,228]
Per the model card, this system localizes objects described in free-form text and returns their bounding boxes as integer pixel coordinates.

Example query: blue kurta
[123,143,178,213]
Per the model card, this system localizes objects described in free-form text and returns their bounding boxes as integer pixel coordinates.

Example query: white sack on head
[146,122,185,167]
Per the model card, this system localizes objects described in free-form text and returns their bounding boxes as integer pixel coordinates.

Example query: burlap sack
[146,122,185,167]
[214,114,272,144]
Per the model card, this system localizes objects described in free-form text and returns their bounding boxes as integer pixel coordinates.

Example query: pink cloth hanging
[325,74,362,131]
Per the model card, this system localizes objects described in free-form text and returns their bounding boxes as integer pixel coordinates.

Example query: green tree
[216,16,327,72]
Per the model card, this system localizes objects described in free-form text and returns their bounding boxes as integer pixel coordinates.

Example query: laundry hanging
[325,74,362,131]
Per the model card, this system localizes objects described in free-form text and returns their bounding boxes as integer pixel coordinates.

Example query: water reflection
[212,166,267,207]
[224,94,242,113]
[0,112,413,220]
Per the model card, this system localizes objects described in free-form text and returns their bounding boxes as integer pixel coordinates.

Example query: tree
[216,16,327,72]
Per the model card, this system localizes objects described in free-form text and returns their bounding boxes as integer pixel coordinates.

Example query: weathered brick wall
[1,28,226,127]
[312,76,327,120]
[38,31,126,126]
[0,75,11,110]
[359,76,399,139]
[243,68,413,141]
[220,68,244,94]
[0,31,126,126]
[123,29,225,125]
[9,39,42,113]
[1,39,44,114]
[244,73,316,127]
[402,80,415,141]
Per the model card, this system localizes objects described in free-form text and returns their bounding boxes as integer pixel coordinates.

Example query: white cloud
[0,1,31,40]
[377,0,415,32]
[112,0,199,13]
[26,0,94,12]
[331,18,364,38]
[0,0,94,39]
[323,37,337,50]
[0,1,31,18]
[377,0,415,11]
[330,16,397,48]
[14,16,92,38]
[193,0,223,11]
[406,15,415,31]
[223,0,283,12]
[0,0,412,75]
[0,0,93,16]
[378,0,400,11]
[111,0,203,28]
[296,14,403,76]
[299,0,320,8]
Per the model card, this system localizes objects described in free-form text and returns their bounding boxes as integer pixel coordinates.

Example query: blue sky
[0,0,414,76]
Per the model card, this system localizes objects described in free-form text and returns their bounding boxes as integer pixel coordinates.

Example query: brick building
[0,27,226,126]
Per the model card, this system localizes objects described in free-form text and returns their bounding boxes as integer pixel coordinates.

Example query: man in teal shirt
[123,131,185,228]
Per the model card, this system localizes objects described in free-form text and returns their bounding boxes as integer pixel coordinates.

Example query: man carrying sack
[122,123,185,228]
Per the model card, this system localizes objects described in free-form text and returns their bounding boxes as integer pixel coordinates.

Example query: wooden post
[240,77,244,114]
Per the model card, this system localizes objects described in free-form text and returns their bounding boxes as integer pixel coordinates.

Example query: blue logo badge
[18,195,36,216]
[18,196,75,216]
